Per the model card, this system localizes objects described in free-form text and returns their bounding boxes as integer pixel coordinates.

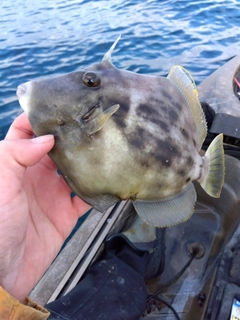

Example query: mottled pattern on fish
[17,37,225,227]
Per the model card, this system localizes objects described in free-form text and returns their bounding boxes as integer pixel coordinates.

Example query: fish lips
[17,81,33,116]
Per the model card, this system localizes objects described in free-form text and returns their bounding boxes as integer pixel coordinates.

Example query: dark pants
[45,237,149,320]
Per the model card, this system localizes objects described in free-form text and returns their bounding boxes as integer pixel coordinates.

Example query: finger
[0,136,55,172]
[5,112,34,140]
[38,152,58,171]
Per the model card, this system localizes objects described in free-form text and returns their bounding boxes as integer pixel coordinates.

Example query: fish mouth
[16,81,32,115]
[17,84,27,98]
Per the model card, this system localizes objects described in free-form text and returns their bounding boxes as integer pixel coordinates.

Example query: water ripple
[0,0,240,139]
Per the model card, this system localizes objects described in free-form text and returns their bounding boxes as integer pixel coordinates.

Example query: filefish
[17,36,225,227]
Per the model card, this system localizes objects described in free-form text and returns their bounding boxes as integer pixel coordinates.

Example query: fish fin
[167,65,207,150]
[132,183,196,228]
[91,194,120,212]
[200,133,225,198]
[85,104,120,135]
[102,35,121,65]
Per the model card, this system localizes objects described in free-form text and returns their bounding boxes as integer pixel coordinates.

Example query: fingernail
[31,135,54,143]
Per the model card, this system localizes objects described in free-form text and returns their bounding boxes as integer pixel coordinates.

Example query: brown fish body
[17,38,224,227]
[39,65,200,200]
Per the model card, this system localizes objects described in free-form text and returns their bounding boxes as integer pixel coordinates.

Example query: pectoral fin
[133,183,196,228]
[85,104,120,136]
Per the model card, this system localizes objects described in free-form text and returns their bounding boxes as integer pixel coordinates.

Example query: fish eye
[82,72,101,87]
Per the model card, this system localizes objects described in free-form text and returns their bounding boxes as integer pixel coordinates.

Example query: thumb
[0,135,55,173]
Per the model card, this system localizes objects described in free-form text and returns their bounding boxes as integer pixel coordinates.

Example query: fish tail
[200,133,225,198]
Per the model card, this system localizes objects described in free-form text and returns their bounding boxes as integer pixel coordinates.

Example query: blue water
[0,0,240,140]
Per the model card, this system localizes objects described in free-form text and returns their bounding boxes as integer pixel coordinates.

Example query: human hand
[0,113,91,302]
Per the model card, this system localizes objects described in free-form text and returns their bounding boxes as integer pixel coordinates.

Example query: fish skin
[17,39,224,226]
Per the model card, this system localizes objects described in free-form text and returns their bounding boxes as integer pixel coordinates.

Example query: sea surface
[0,0,240,140]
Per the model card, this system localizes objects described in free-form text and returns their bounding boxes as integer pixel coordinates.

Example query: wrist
[0,286,50,319]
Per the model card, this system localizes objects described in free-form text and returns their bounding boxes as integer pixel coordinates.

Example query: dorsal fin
[102,35,121,65]
[167,66,207,150]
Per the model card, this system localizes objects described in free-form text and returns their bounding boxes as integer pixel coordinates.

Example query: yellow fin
[85,104,119,136]
[200,133,225,198]
[133,183,196,228]
[167,65,207,150]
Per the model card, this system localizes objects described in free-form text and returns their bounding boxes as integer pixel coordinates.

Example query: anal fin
[133,183,196,228]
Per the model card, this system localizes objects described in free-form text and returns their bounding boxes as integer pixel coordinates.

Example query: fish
[16,36,225,228]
